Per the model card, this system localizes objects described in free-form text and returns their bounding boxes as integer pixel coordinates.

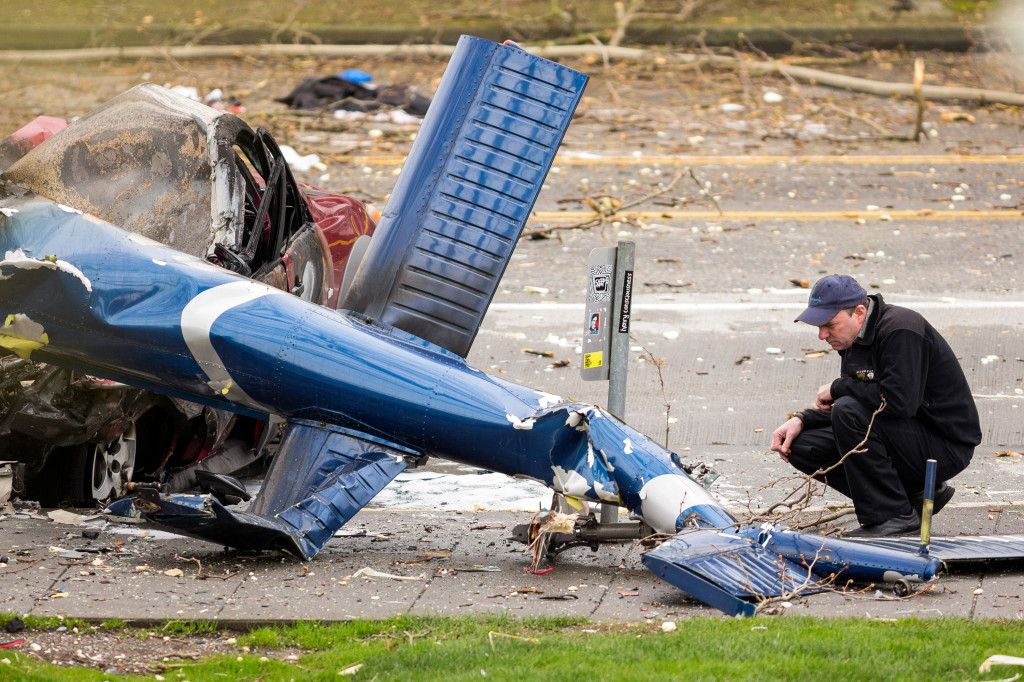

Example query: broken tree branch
[744,398,887,530]
[6,43,1024,107]
[523,171,686,239]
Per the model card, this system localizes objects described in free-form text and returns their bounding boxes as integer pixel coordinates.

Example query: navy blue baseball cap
[794,275,867,325]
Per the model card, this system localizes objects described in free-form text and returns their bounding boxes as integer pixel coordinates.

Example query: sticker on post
[584,351,603,369]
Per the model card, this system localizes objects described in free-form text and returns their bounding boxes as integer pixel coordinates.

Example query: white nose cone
[638,474,719,533]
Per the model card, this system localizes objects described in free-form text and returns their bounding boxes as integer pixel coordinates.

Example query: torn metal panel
[113,422,415,558]
[846,534,1024,562]
[0,82,378,504]
[2,84,244,259]
[644,524,943,614]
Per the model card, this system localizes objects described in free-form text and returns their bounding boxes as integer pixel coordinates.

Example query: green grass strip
[3,615,1024,681]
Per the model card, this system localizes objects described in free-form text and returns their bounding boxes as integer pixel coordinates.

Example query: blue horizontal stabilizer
[642,529,813,616]
[644,524,948,617]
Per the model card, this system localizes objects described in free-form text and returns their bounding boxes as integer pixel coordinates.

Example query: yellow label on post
[583,351,603,369]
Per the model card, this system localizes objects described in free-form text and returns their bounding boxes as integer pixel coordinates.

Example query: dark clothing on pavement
[788,294,981,525]
[277,77,431,117]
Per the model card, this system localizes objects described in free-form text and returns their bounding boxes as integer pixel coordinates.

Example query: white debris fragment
[0,207,17,217]
[980,655,1024,673]
[719,103,745,113]
[524,286,549,295]
[762,91,783,103]
[981,355,1001,365]
[622,439,633,454]
[766,347,783,354]
[535,391,563,409]
[973,588,984,595]
[661,621,678,632]
[506,413,536,430]
[279,145,326,172]
[167,85,200,101]
[663,330,679,340]
[565,411,586,429]
[1000,193,1013,201]
[551,466,592,497]
[545,334,573,348]
[0,313,49,359]
[352,567,425,581]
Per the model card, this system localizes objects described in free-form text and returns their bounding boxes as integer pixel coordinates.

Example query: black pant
[787,396,973,525]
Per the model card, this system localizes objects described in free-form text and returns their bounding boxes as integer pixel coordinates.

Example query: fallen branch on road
[4,42,1023,106]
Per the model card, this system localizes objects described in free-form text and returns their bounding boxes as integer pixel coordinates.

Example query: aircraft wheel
[53,427,138,504]
[893,578,914,598]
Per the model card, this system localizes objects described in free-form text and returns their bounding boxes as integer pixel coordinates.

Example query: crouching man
[770,275,981,537]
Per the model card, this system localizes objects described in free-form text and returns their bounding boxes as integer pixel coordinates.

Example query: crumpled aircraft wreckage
[3,36,1024,617]
[0,78,375,504]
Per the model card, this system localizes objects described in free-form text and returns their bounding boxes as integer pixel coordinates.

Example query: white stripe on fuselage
[180,281,289,413]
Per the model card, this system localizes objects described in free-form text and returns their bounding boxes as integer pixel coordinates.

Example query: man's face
[816,305,866,351]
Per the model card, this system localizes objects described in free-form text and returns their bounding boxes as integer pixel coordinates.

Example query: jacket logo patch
[855,369,875,381]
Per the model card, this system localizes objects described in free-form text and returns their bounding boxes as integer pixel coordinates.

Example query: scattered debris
[980,655,1024,674]
[351,567,425,582]
[277,75,431,116]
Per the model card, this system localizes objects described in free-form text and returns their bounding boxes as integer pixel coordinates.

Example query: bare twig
[911,57,926,141]
[744,397,887,530]
[488,631,539,649]
[173,553,203,578]
[610,0,645,48]
[639,344,672,447]
[523,171,686,239]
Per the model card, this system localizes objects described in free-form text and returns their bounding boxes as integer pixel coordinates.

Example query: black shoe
[846,512,921,538]
[910,483,955,517]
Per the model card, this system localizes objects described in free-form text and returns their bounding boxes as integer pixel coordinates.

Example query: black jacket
[798,294,982,448]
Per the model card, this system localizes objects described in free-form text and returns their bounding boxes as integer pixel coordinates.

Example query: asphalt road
[2,49,1024,659]
[3,47,1021,515]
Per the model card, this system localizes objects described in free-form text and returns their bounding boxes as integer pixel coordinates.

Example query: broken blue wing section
[115,422,416,558]
[644,523,943,616]
[341,36,588,358]
[642,530,803,617]
[846,534,1024,562]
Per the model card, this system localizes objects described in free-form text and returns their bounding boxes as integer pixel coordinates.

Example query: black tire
[33,429,136,506]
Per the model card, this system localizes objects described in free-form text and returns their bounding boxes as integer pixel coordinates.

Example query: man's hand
[815,383,834,411]
[770,417,803,463]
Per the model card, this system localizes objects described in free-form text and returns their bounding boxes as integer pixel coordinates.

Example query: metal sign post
[582,242,635,523]
[608,242,635,420]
